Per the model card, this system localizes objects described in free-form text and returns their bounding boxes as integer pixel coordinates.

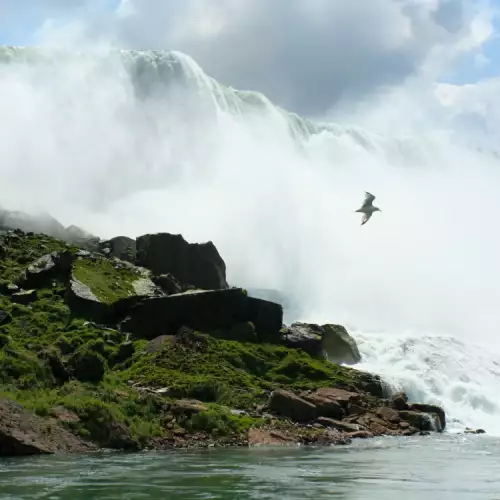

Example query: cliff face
[0,228,445,456]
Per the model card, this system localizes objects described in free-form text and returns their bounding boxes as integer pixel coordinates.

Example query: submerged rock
[136,232,228,290]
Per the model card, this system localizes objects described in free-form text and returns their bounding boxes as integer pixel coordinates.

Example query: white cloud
[3,0,497,116]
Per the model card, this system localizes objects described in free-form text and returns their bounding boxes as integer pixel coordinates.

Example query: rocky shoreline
[0,219,470,457]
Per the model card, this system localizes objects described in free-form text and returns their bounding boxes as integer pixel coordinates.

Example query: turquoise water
[1,435,499,499]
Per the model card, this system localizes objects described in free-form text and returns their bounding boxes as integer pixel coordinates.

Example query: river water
[1,434,499,500]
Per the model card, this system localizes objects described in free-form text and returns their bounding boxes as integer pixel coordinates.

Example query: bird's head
[375,207,381,212]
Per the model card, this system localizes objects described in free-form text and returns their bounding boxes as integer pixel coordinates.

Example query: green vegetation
[0,229,365,449]
[72,256,141,304]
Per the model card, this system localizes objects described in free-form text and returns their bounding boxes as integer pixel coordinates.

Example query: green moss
[120,334,359,410]
[0,228,370,448]
[72,256,141,304]
[181,405,264,436]
[0,232,74,282]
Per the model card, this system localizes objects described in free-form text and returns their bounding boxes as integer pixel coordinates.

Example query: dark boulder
[136,232,228,290]
[119,288,283,342]
[398,410,436,432]
[67,349,106,383]
[11,290,37,305]
[408,403,446,431]
[282,322,361,365]
[100,236,136,264]
[113,341,135,364]
[17,251,73,289]
[152,273,184,295]
[322,324,361,365]
[282,323,323,357]
[0,310,12,327]
[39,350,70,384]
[247,296,283,343]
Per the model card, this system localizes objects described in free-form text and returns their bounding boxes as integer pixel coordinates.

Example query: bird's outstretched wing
[361,191,375,208]
[361,212,372,225]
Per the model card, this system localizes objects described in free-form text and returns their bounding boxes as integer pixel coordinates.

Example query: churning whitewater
[1,46,500,434]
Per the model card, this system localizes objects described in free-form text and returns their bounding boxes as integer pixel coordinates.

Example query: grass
[0,228,369,449]
[72,256,141,304]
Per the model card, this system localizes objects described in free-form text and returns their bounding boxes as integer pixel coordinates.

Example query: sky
[0,0,499,144]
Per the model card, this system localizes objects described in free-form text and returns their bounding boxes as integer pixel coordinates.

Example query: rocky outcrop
[65,278,111,324]
[136,232,228,290]
[0,399,96,456]
[268,389,317,422]
[266,388,445,438]
[16,250,73,289]
[119,288,283,342]
[322,325,361,364]
[100,236,136,263]
[282,322,361,364]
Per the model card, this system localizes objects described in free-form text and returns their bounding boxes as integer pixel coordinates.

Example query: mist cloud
[3,0,497,116]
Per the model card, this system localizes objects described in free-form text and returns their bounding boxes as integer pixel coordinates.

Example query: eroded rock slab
[119,288,283,341]
[0,399,96,456]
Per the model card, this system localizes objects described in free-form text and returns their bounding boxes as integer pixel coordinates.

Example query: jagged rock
[100,236,136,263]
[65,278,111,323]
[322,324,361,365]
[282,323,323,357]
[0,399,95,456]
[391,392,409,410]
[282,322,361,364]
[268,389,317,422]
[136,232,228,290]
[17,251,73,289]
[11,290,37,305]
[152,273,184,295]
[300,391,345,419]
[408,403,446,431]
[67,349,105,383]
[119,288,283,341]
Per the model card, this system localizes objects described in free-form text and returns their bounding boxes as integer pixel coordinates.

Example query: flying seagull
[355,191,381,225]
